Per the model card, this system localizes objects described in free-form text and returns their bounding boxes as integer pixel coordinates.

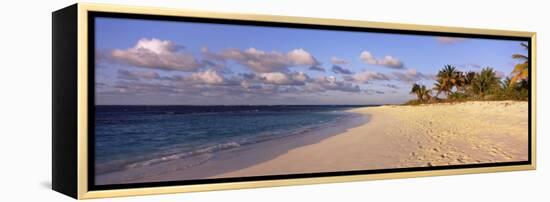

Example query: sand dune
[215,101,528,178]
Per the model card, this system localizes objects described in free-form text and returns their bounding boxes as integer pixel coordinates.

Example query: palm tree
[432,82,444,98]
[464,71,476,86]
[454,71,466,92]
[501,77,513,90]
[472,67,500,98]
[510,43,529,86]
[411,83,432,102]
[410,83,422,101]
[462,71,476,93]
[419,85,432,101]
[436,65,460,96]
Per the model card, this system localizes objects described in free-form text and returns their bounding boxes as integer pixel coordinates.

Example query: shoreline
[95,111,370,185]
[214,101,528,178]
[96,101,528,185]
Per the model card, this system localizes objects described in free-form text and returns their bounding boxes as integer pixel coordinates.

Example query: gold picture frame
[52,3,536,199]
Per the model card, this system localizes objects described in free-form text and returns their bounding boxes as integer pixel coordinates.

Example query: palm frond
[512,54,528,61]
[510,63,529,87]
[521,42,529,50]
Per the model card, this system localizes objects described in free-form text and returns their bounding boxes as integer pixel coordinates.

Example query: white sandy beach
[99,101,528,184]
[214,101,528,178]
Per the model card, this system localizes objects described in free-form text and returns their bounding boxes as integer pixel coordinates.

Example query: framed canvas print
[52,3,536,199]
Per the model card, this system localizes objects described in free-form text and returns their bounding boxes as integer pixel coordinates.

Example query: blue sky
[95,17,527,105]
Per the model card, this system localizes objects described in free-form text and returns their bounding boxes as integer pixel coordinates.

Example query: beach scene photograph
[94,17,530,185]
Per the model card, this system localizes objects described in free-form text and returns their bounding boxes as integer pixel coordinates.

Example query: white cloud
[217,47,320,73]
[359,51,377,64]
[287,49,318,66]
[134,38,177,54]
[258,71,309,85]
[380,56,403,67]
[259,72,292,85]
[359,50,404,69]
[111,38,201,71]
[346,71,391,83]
[191,69,225,85]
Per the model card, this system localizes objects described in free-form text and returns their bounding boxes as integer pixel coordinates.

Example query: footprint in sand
[489,146,513,159]
[456,156,467,163]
